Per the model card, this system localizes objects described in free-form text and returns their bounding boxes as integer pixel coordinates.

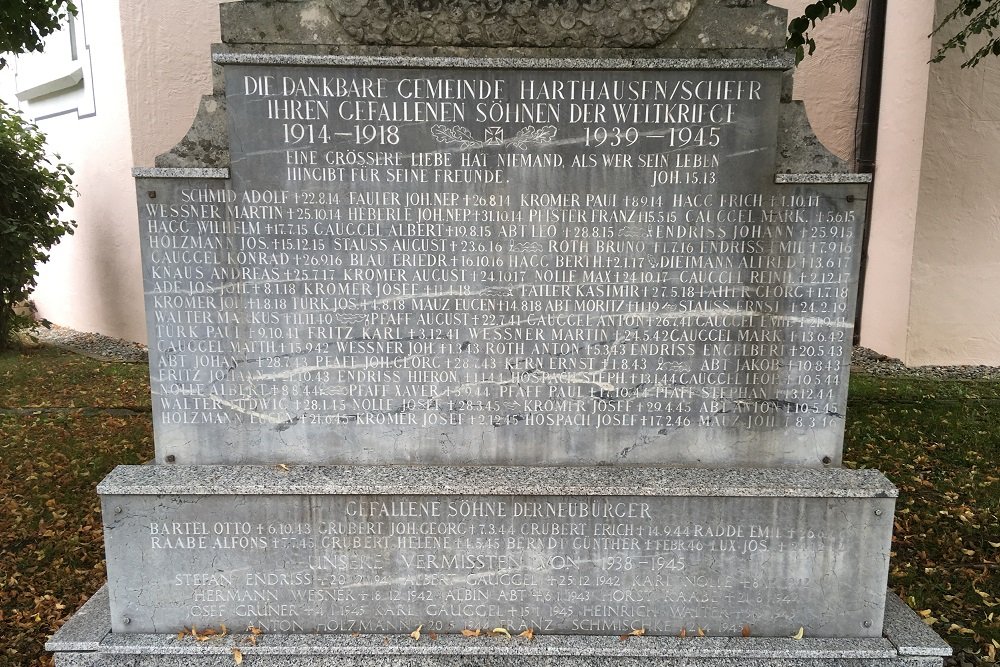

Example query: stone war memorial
[49,1,951,665]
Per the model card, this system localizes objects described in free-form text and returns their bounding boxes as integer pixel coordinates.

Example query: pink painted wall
[857,3,936,362]
[907,0,1000,365]
[769,0,869,162]
[119,0,226,167]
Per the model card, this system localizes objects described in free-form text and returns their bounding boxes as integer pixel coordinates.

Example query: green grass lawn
[0,346,997,665]
[847,375,1000,664]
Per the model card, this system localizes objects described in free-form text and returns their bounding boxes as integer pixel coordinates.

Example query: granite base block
[48,587,949,667]
[99,466,896,638]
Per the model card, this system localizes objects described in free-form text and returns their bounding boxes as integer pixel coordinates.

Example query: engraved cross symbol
[485,127,504,145]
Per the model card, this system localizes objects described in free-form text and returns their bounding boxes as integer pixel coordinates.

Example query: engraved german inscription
[138,64,866,466]
[104,491,893,637]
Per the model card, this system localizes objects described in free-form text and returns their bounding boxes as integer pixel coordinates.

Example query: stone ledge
[133,168,230,179]
[212,52,790,70]
[49,587,949,666]
[775,174,873,184]
[45,586,111,653]
[97,465,897,498]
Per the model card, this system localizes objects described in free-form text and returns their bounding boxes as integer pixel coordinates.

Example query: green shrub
[0,101,76,348]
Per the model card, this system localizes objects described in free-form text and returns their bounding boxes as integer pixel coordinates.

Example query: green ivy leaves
[789,0,1000,69]
[786,0,858,65]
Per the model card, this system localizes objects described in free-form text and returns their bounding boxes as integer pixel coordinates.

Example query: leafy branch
[787,0,1000,68]
[786,0,858,64]
[0,104,77,347]
[0,0,78,69]
[931,0,1000,67]
[510,125,557,149]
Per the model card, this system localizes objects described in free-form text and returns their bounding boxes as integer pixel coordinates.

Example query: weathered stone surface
[153,95,230,169]
[777,102,851,175]
[52,586,949,666]
[96,464,898,498]
[219,0,778,50]
[100,465,894,638]
[139,58,867,467]
[45,587,111,653]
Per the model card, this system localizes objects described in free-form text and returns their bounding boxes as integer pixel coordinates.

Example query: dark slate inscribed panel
[138,63,867,466]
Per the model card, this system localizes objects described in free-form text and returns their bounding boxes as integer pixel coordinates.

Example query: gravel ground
[851,346,1000,381]
[23,323,1000,380]
[27,323,148,363]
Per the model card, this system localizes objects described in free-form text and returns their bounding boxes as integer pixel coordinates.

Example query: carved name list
[138,62,866,466]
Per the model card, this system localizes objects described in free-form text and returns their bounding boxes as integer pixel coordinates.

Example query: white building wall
[0,0,225,343]
[1,0,144,341]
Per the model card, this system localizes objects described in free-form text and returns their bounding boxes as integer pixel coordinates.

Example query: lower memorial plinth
[48,587,951,667]
[99,465,896,638]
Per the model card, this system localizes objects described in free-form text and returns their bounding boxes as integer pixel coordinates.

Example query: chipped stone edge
[212,52,790,70]
[882,593,953,657]
[132,168,230,179]
[96,465,897,498]
[45,585,111,652]
[776,174,873,184]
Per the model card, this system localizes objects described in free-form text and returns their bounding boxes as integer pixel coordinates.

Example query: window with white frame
[12,2,95,120]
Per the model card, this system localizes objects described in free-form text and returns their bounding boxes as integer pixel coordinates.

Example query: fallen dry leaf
[518,628,535,640]
[792,627,805,640]
[461,628,482,637]
[410,624,423,641]
[277,464,289,471]
[232,648,243,665]
[619,628,645,641]
[742,625,751,637]
[679,627,687,638]
[492,627,511,638]
[429,631,439,641]
[696,627,706,637]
